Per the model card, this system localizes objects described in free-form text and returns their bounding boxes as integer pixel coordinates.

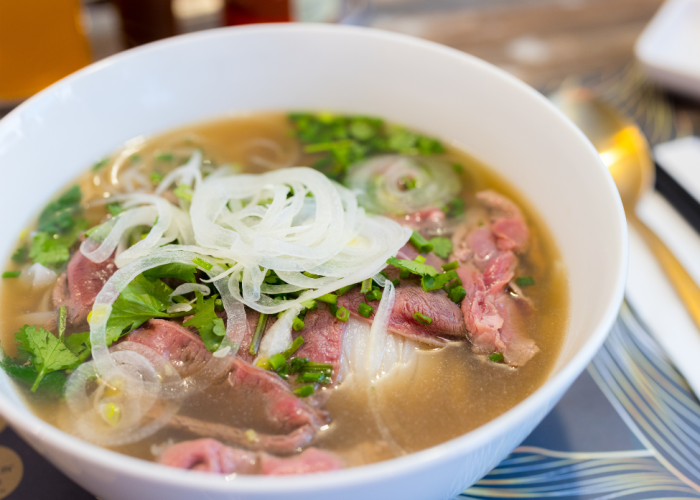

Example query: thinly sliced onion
[345,155,460,216]
[256,304,303,362]
[169,283,210,298]
[21,263,57,288]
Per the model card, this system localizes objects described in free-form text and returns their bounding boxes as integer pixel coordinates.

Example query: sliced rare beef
[123,319,328,451]
[53,250,117,327]
[158,438,343,475]
[337,281,467,347]
[396,242,445,270]
[292,307,348,382]
[452,190,538,366]
[391,207,446,234]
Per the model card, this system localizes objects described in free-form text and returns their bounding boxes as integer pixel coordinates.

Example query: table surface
[3,0,700,498]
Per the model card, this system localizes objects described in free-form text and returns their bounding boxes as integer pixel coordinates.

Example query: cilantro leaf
[429,237,453,259]
[37,185,82,234]
[0,355,66,397]
[144,263,197,283]
[105,275,174,344]
[184,292,225,352]
[14,325,79,392]
[29,218,88,268]
[65,332,91,362]
[386,257,439,277]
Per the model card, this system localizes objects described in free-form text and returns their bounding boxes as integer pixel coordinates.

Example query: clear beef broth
[0,112,567,468]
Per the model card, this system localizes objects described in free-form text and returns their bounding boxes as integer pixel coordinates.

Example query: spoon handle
[631,216,700,330]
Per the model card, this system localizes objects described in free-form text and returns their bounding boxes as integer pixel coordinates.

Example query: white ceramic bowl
[0,24,626,500]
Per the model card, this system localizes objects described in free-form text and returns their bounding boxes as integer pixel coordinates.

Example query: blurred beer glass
[0,0,90,101]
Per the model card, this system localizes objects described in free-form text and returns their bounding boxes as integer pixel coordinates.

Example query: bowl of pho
[0,24,626,500]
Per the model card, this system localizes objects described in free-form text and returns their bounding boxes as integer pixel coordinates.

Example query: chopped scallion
[58,306,67,343]
[335,284,355,296]
[282,336,305,358]
[421,269,459,292]
[336,306,349,322]
[2,271,20,278]
[292,317,305,331]
[249,313,269,356]
[413,311,433,325]
[409,230,433,253]
[358,302,374,318]
[442,261,460,271]
[293,384,314,397]
[297,371,326,383]
[365,288,383,302]
[300,299,317,310]
[316,293,338,305]
[448,285,467,304]
[360,278,373,293]
[269,353,287,370]
[414,255,426,264]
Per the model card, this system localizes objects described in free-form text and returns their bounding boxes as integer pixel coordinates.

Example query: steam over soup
[0,113,567,474]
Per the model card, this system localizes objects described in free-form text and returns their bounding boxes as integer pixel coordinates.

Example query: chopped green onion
[489,352,505,362]
[150,172,164,184]
[360,278,373,293]
[269,353,287,370]
[276,362,290,378]
[292,317,305,332]
[58,306,67,343]
[328,303,338,316]
[304,361,333,374]
[92,158,110,171]
[399,269,411,279]
[174,184,193,202]
[413,311,433,325]
[442,261,460,271]
[448,285,467,304]
[335,284,355,296]
[192,257,213,271]
[421,269,459,292]
[249,313,269,356]
[336,306,350,322]
[300,299,317,310]
[365,289,383,302]
[414,255,426,264]
[409,230,433,253]
[107,203,124,216]
[155,152,174,162]
[358,302,374,318]
[316,293,338,305]
[283,336,305,358]
[293,384,315,397]
[2,271,20,278]
[303,271,322,279]
[452,163,464,174]
[401,176,417,190]
[297,371,326,383]
[515,276,535,287]
[391,278,400,287]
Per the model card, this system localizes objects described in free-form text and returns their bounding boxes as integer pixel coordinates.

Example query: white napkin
[626,137,700,397]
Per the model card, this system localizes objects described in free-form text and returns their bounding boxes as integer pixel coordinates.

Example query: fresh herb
[392,278,400,287]
[155,152,174,162]
[442,197,465,218]
[515,276,535,287]
[358,302,374,318]
[401,176,417,190]
[413,312,433,325]
[150,172,164,183]
[360,278,373,294]
[297,371,328,384]
[452,163,464,174]
[105,274,184,345]
[0,356,66,397]
[192,257,213,271]
[386,256,438,277]
[288,112,445,181]
[2,271,20,278]
[336,306,350,322]
[414,255,426,264]
[448,285,467,304]
[15,325,80,392]
[107,203,124,216]
[29,219,88,267]
[92,158,110,172]
[300,299,317,310]
[144,263,197,283]
[293,384,314,397]
[430,237,453,259]
[37,185,82,234]
[489,352,505,363]
[249,313,269,356]
[292,317,305,332]
[421,269,459,293]
[57,306,67,342]
[64,331,91,362]
[409,231,433,253]
[183,292,226,352]
[441,261,459,272]
[316,293,338,305]
[11,245,28,264]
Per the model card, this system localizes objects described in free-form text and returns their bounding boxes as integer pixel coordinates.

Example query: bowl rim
[0,22,627,492]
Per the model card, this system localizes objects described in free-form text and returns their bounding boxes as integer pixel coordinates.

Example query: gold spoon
[549,87,700,330]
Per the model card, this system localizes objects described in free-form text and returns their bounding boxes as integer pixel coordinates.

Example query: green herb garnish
[15,325,80,392]
[386,257,438,277]
[429,237,453,259]
[292,317,305,332]
[249,313,269,356]
[441,261,459,271]
[2,271,20,278]
[413,312,433,325]
[336,306,350,322]
[293,384,314,397]
[192,257,213,271]
[515,276,535,287]
[409,230,433,253]
[183,292,226,352]
[316,293,338,305]
[358,302,374,318]
[448,285,467,304]
[360,278,373,294]
[489,352,505,363]
[421,269,459,293]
